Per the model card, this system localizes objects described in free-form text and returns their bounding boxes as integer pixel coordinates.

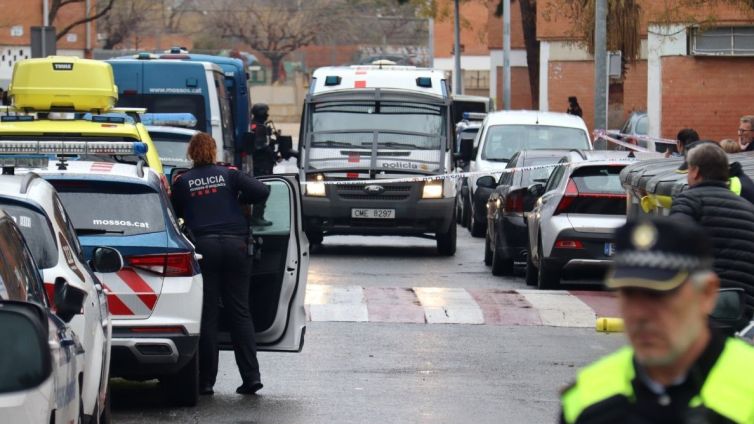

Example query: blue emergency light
[416,77,432,88]
[0,140,148,156]
[141,113,198,128]
[325,76,342,86]
[1,115,35,122]
[463,112,487,121]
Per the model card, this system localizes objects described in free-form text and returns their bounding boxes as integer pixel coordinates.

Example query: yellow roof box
[9,56,118,112]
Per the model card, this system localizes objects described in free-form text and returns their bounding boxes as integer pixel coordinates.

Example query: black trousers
[195,235,260,386]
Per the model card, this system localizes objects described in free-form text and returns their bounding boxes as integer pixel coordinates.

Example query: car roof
[12,160,157,186]
[484,110,587,130]
[520,149,575,159]
[146,125,198,136]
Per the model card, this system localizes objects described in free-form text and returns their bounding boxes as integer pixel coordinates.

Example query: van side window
[215,72,234,149]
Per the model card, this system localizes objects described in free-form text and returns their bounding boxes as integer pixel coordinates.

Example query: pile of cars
[0,55,309,422]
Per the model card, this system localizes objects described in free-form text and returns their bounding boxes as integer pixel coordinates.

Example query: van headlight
[306,175,326,197]
[422,180,443,199]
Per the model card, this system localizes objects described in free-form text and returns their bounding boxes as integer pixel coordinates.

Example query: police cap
[605,216,714,291]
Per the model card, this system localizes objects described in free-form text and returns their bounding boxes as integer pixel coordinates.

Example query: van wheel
[537,243,561,290]
[469,205,485,238]
[164,352,199,407]
[525,251,538,286]
[461,193,471,228]
[437,221,457,256]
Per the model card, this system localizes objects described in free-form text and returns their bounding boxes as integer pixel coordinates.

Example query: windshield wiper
[311,140,356,148]
[75,228,126,235]
[377,141,433,150]
[486,158,509,162]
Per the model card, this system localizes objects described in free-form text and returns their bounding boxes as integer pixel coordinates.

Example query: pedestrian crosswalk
[304,285,619,327]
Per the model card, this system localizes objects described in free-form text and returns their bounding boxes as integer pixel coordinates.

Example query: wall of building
[661,55,754,141]
[434,0,492,58]
[495,65,532,110]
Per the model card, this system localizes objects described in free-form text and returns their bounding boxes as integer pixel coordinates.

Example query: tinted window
[215,73,234,149]
[545,160,568,193]
[0,312,47,393]
[150,131,193,168]
[636,116,649,135]
[0,220,46,304]
[520,157,562,187]
[49,181,166,236]
[453,100,488,124]
[117,94,207,132]
[571,166,625,194]
[0,202,57,269]
[482,125,590,161]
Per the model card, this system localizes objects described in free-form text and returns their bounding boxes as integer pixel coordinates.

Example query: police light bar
[0,155,49,168]
[141,113,198,128]
[463,112,487,121]
[0,141,148,155]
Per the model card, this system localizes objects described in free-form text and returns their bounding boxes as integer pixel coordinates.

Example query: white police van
[300,65,457,255]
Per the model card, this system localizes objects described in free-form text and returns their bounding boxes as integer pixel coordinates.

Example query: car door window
[545,160,568,193]
[0,220,47,305]
[499,155,518,186]
[636,116,648,135]
[52,194,83,259]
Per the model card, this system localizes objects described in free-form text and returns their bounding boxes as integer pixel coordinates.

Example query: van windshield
[117,94,207,132]
[482,125,589,162]
[310,101,445,150]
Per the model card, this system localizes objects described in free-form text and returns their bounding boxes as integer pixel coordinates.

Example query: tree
[48,0,117,41]
[209,0,345,82]
[98,0,150,49]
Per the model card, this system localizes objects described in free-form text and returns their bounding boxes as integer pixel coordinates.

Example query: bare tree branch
[49,0,117,40]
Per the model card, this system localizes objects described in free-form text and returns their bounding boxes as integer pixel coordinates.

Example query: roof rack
[19,172,40,194]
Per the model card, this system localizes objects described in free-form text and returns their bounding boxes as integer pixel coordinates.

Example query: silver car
[525,151,638,289]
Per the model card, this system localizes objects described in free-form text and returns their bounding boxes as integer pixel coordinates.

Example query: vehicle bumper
[499,215,528,261]
[303,195,455,236]
[109,332,199,378]
[545,229,616,271]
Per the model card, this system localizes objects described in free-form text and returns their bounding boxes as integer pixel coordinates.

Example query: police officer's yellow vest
[561,338,754,423]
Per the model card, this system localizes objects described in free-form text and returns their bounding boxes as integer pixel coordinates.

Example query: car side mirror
[0,301,53,391]
[476,176,497,189]
[53,278,87,323]
[710,288,748,335]
[527,183,546,198]
[458,137,474,162]
[90,247,124,273]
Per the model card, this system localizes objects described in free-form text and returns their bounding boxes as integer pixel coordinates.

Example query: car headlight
[422,180,443,199]
[306,175,326,197]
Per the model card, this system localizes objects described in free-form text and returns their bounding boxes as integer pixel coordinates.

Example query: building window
[463,70,489,90]
[691,26,754,56]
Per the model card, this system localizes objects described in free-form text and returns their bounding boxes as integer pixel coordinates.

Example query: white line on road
[517,290,595,327]
[306,284,369,322]
[414,287,485,324]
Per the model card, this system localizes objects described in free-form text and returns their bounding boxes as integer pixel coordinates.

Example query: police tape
[594,129,677,151]
[299,157,641,186]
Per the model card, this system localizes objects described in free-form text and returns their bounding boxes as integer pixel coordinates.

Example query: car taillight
[555,240,584,249]
[127,252,195,277]
[505,191,524,213]
[554,178,626,214]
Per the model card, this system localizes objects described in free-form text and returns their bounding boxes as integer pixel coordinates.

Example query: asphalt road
[112,228,625,423]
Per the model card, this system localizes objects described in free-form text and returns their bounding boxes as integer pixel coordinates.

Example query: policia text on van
[299,66,458,255]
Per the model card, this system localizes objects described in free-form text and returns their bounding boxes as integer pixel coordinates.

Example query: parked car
[454,118,483,226]
[0,172,122,423]
[0,208,85,424]
[462,111,593,237]
[482,150,573,275]
[525,151,639,289]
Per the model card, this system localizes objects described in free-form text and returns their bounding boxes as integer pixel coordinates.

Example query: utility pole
[502,0,511,110]
[428,17,434,68]
[42,0,49,57]
[453,0,462,94]
[593,0,608,130]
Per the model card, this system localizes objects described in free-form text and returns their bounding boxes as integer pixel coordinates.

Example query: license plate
[604,242,616,257]
[351,208,395,219]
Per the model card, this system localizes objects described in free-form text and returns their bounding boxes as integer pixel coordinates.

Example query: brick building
[0,0,96,87]
[537,0,754,140]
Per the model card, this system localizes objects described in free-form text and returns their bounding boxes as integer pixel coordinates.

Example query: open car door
[218,175,309,352]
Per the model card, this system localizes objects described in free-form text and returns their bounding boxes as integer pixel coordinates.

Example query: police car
[0,162,123,423]
[0,208,85,424]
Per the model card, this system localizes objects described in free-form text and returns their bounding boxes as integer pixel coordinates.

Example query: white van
[464,111,592,236]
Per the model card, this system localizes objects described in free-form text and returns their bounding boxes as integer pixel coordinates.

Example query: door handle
[287,267,296,272]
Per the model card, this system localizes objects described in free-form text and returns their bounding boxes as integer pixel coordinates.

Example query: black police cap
[606,216,714,291]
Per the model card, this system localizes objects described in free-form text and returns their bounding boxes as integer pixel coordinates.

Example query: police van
[300,65,457,255]
[108,57,235,164]
[1,56,164,174]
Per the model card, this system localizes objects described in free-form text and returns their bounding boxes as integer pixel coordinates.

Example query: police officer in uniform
[172,132,270,396]
[560,217,754,423]
[249,103,275,226]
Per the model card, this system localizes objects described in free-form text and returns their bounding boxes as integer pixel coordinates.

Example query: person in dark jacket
[670,142,754,320]
[172,132,271,396]
[678,140,754,205]
[566,96,582,117]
